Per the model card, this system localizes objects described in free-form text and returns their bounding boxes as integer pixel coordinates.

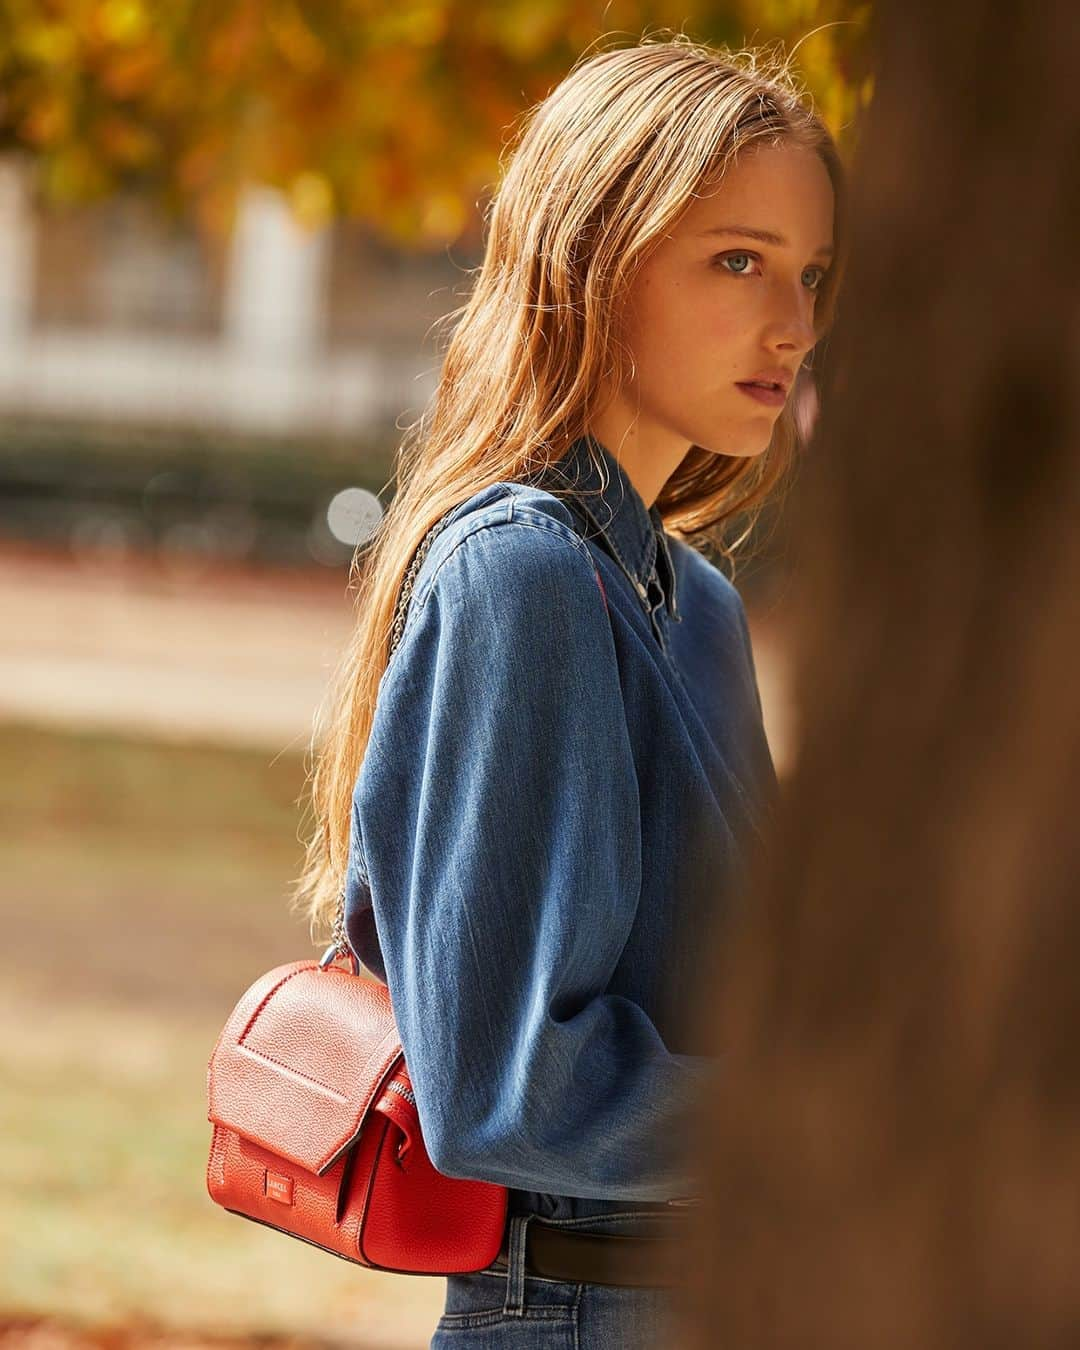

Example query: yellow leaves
[266,3,327,74]
[150,67,190,116]
[99,44,162,99]
[41,142,110,201]
[419,190,467,244]
[9,2,149,70]
[95,0,149,46]
[20,90,72,145]
[0,1,875,242]
[483,0,566,62]
[14,22,79,68]
[96,111,157,165]
[205,5,261,79]
[365,5,448,49]
[288,170,334,229]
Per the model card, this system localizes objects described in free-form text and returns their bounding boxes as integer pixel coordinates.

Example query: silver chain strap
[323,509,459,967]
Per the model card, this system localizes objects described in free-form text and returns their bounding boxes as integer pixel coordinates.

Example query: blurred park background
[0,3,871,1348]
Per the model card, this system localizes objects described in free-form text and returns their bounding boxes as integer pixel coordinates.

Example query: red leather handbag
[205,505,509,1274]
[205,945,510,1274]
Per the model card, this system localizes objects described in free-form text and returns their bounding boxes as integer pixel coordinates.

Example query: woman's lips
[735,382,786,408]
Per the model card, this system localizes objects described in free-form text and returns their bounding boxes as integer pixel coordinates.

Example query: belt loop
[502,1213,534,1316]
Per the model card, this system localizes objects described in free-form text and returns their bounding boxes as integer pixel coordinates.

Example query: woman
[293,34,846,1349]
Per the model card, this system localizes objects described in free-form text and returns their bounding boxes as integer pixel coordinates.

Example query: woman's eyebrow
[699,224,834,259]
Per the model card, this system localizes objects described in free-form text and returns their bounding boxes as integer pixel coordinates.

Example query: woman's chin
[699,438,771,460]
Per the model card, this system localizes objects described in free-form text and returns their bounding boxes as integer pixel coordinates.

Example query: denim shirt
[343,434,778,1219]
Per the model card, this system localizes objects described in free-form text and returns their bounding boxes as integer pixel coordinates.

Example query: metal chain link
[326,508,460,963]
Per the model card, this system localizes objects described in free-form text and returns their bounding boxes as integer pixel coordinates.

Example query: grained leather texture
[206,958,509,1274]
[207,960,402,1174]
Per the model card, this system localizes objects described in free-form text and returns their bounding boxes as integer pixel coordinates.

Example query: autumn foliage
[0,0,871,243]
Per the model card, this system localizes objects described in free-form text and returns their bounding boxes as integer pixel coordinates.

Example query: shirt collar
[541,433,681,622]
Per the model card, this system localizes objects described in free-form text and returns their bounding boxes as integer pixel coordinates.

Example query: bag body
[205,954,509,1274]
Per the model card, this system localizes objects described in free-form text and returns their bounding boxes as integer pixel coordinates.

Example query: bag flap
[206,960,404,1175]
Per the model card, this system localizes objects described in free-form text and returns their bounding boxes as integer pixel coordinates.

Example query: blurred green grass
[0,722,443,1347]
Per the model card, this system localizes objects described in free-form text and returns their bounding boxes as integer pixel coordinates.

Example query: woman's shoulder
[410,479,597,610]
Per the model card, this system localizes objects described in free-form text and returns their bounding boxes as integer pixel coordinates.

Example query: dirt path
[0,541,351,753]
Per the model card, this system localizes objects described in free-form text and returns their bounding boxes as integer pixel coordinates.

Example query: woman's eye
[803,266,829,292]
[716,251,761,277]
[715,252,830,293]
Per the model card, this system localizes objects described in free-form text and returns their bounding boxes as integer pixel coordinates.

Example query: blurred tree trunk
[678,0,1080,1346]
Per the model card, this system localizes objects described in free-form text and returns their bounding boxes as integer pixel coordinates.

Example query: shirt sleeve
[352,518,714,1202]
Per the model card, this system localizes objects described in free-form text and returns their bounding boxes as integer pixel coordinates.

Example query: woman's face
[607,140,836,463]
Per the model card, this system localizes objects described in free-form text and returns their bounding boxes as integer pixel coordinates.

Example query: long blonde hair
[290,33,848,944]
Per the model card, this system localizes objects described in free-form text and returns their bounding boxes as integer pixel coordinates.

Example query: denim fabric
[429,1206,690,1349]
[344,433,777,1218]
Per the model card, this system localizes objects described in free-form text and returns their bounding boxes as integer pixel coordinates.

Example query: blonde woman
[294,34,845,1349]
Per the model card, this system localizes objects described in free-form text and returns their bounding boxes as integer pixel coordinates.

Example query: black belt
[491,1215,693,1289]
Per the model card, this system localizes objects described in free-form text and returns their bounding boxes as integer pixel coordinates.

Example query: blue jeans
[429,1208,687,1348]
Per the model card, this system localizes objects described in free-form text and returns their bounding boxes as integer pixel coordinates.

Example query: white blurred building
[0,156,477,437]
